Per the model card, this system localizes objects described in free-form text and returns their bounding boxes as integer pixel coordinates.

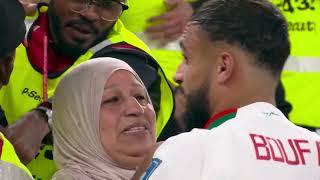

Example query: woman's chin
[109,136,156,169]
[115,154,146,170]
[128,142,154,156]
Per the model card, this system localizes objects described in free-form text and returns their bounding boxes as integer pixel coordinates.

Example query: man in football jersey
[133,0,320,179]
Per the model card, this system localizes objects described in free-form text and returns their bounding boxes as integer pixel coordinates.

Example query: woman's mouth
[123,123,148,134]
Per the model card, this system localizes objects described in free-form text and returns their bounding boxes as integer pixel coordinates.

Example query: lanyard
[42,35,48,102]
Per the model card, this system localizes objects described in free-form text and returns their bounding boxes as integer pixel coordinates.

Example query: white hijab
[52,57,151,180]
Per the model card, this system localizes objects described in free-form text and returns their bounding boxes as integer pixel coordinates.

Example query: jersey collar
[204,108,238,130]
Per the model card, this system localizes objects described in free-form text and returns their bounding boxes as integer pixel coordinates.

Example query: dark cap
[0,0,26,59]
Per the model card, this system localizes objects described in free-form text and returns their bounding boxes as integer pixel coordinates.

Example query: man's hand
[5,110,50,164]
[19,0,38,16]
[146,0,193,46]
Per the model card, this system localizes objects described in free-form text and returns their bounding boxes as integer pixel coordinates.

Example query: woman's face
[99,70,156,169]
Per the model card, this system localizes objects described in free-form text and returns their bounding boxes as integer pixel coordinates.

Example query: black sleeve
[92,47,161,114]
[0,106,8,127]
[275,81,292,118]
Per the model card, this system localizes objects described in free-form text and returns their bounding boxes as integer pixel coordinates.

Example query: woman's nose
[124,97,144,116]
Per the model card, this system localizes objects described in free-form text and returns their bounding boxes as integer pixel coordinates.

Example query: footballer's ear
[216,51,235,84]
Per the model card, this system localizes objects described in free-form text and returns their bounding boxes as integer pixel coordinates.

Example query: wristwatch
[36,106,53,129]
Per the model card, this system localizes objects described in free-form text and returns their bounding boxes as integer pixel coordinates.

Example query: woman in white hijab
[51,57,156,180]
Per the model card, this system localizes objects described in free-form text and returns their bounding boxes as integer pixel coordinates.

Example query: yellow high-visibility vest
[271,0,320,128]
[0,6,173,179]
[0,132,33,179]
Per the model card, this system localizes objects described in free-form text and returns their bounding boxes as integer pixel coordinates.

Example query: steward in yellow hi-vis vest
[0,133,34,180]
[0,3,173,179]
[271,0,320,131]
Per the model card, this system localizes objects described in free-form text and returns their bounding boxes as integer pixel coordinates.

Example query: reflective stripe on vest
[283,56,320,72]
[0,133,33,179]
[282,56,320,128]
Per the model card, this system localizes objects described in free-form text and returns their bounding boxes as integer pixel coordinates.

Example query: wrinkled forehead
[104,69,145,90]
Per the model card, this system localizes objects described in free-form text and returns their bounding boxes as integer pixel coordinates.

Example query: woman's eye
[136,95,145,100]
[103,97,119,104]
[135,95,148,104]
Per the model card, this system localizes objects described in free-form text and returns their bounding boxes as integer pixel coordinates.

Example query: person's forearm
[6,110,50,164]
